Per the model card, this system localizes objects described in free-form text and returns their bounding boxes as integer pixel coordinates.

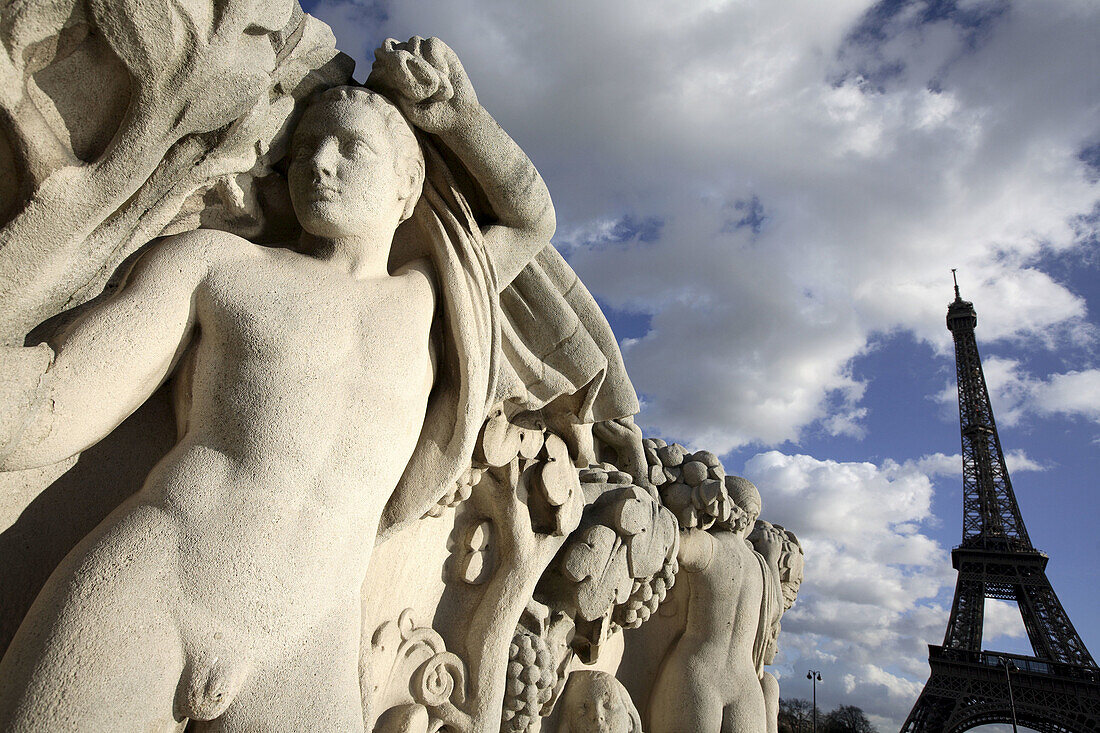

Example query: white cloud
[984,598,1028,642]
[744,450,956,727]
[1030,370,1100,421]
[938,357,1100,427]
[310,0,1100,454]
[1003,449,1048,474]
[912,450,1046,475]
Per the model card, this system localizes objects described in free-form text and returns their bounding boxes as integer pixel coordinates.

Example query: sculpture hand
[593,416,653,495]
[368,36,480,135]
[750,524,784,567]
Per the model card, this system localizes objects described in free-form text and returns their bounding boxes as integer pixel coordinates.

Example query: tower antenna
[951,269,960,300]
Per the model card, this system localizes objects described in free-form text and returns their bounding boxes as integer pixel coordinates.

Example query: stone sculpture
[0,4,805,731]
[750,520,805,733]
[558,671,642,733]
[646,475,778,732]
[0,31,577,729]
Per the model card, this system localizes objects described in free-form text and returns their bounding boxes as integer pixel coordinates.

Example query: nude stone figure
[647,476,783,733]
[0,37,553,732]
[749,520,804,733]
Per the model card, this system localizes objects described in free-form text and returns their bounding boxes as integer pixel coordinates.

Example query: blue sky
[299,1,1100,729]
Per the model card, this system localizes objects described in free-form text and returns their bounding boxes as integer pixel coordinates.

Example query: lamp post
[806,670,822,733]
[998,656,1019,733]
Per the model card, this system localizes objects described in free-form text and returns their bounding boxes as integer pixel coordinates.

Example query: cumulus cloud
[309,0,1100,454]
[301,0,1099,727]
[912,449,1046,476]
[938,356,1100,427]
[743,450,955,727]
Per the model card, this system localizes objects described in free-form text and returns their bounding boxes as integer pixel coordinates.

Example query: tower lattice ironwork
[900,277,1100,733]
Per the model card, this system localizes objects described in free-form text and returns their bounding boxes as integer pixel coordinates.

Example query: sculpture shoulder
[678,529,717,573]
[135,229,264,284]
[393,256,439,304]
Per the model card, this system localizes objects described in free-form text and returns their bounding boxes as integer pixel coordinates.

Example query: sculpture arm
[0,233,210,470]
[434,106,556,288]
[368,36,556,288]
[749,526,786,603]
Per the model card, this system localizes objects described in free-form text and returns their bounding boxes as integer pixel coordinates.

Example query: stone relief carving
[0,4,806,731]
[558,671,642,733]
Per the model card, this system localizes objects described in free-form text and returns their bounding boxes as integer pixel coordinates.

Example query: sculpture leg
[196,595,365,733]
[0,503,186,732]
[648,665,725,733]
[760,672,780,733]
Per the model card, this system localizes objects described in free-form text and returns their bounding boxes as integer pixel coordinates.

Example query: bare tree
[822,704,878,733]
[779,697,816,733]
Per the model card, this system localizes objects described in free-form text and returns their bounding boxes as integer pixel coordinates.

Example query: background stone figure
[749,520,804,733]
[647,476,782,733]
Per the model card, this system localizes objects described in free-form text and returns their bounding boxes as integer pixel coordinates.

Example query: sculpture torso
[648,530,768,733]
[150,234,436,647]
[680,533,765,666]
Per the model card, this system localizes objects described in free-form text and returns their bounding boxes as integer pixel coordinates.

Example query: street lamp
[806,670,822,733]
[997,656,1019,733]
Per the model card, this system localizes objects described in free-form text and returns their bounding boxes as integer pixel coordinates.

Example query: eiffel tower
[900,275,1100,733]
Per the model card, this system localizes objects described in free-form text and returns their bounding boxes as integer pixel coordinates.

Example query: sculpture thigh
[648,643,727,733]
[0,498,187,732]
[761,671,780,733]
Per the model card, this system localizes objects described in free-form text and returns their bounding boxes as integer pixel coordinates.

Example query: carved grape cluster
[425,464,484,518]
[612,550,678,629]
[501,627,557,732]
[578,463,634,487]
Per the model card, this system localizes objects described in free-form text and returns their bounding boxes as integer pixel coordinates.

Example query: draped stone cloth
[498,244,638,425]
[751,550,782,679]
[379,136,639,541]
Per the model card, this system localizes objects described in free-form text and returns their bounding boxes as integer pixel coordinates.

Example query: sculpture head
[777,526,805,609]
[749,520,805,610]
[288,86,426,240]
[559,671,642,733]
[723,475,761,535]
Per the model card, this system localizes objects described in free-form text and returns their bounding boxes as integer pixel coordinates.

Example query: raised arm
[368,36,556,287]
[0,232,212,471]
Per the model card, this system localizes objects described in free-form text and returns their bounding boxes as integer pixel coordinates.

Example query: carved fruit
[680,460,708,486]
[501,628,556,732]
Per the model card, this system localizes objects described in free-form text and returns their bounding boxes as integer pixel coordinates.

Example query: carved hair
[724,475,761,530]
[298,85,427,220]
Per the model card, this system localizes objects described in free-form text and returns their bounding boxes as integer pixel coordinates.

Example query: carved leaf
[528,433,582,537]
[560,525,633,621]
[477,408,521,467]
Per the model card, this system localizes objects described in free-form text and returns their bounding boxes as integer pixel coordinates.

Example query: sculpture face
[563,675,635,733]
[288,97,412,239]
